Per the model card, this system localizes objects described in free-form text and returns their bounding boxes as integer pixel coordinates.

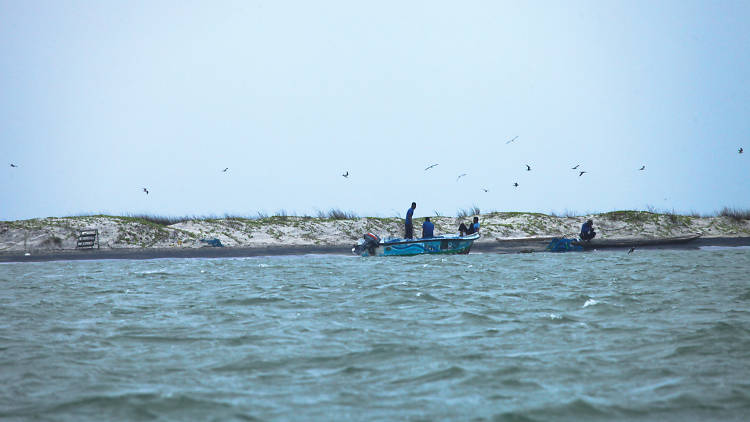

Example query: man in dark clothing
[405,202,416,239]
[580,219,596,241]
[422,217,434,238]
[462,217,480,235]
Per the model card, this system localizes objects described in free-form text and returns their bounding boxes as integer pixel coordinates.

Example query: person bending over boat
[422,217,434,238]
[580,219,596,241]
[405,202,416,239]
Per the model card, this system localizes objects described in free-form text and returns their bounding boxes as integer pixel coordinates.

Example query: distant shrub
[223,214,251,221]
[719,207,750,222]
[457,206,480,218]
[41,236,63,248]
[327,209,357,219]
[602,210,653,223]
[126,214,193,226]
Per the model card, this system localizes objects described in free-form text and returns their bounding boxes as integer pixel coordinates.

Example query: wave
[583,298,599,308]
[494,398,610,421]
[219,297,285,306]
[23,392,251,421]
[389,366,466,386]
[459,311,498,325]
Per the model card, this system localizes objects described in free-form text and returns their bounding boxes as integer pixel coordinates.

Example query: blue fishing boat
[546,234,700,252]
[352,232,480,257]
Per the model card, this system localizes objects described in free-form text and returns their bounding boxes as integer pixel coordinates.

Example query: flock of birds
[335,136,732,190]
[6,146,746,196]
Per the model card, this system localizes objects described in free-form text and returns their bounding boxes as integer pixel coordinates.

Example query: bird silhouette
[222,168,229,172]
[456,173,467,182]
[513,182,519,187]
[142,188,149,195]
[628,246,635,254]
[342,171,349,178]
[482,188,489,193]
[579,171,587,177]
[424,163,439,171]
[506,136,518,144]
[740,148,744,154]
[571,164,580,170]
[10,163,18,168]
[526,164,531,171]
[639,165,645,171]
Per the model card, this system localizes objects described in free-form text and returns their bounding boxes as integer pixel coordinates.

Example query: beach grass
[719,207,750,222]
[456,205,481,218]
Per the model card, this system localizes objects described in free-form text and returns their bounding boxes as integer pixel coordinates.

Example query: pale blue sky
[2,0,748,221]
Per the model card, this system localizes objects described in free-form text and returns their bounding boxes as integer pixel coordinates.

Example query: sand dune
[1,211,748,253]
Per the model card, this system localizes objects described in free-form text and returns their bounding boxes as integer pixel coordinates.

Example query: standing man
[405,202,416,239]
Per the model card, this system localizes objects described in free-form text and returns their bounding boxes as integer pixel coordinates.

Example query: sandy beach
[1,211,749,262]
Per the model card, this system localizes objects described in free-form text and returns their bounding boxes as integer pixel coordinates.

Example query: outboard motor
[352,232,381,256]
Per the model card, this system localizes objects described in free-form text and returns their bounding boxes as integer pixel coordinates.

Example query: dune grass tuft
[456,205,480,218]
[719,207,750,222]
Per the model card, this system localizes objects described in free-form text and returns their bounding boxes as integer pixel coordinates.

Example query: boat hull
[355,233,480,257]
[571,235,700,250]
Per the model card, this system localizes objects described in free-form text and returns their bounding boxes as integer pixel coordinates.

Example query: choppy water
[1,249,750,421]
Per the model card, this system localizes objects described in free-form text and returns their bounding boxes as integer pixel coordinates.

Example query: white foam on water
[549,313,562,320]
[700,246,750,251]
[583,299,599,308]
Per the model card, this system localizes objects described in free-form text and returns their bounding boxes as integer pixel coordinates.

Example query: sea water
[1,249,749,421]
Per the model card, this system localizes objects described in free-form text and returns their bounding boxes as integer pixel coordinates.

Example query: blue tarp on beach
[199,238,224,247]
[546,238,583,252]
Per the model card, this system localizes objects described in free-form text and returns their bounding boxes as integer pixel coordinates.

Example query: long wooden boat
[352,233,480,257]
[571,234,700,250]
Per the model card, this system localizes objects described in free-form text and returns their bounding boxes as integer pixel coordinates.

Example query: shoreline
[3,237,749,263]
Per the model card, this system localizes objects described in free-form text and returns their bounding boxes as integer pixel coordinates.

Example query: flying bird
[579,171,587,177]
[9,163,18,168]
[424,163,439,171]
[571,164,580,170]
[142,187,149,195]
[342,171,349,178]
[506,136,519,144]
[513,182,519,187]
[526,164,531,171]
[639,165,645,171]
[740,148,744,154]
[222,168,229,172]
[456,173,467,182]
[482,188,489,193]
[628,246,635,254]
